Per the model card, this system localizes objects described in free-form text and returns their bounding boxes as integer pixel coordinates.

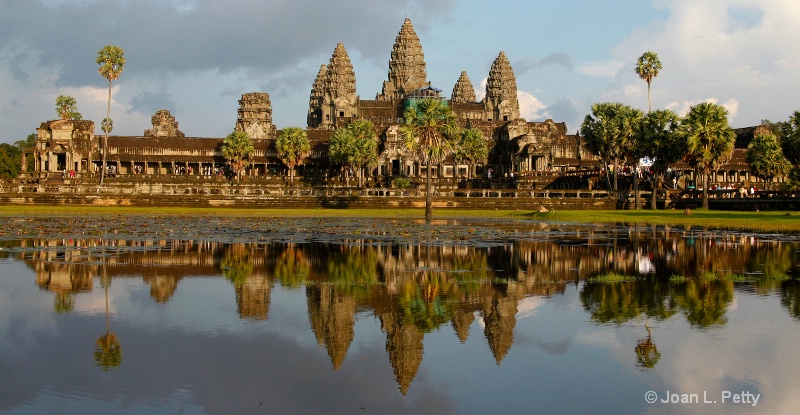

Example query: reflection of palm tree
[635,320,661,369]
[95,268,121,370]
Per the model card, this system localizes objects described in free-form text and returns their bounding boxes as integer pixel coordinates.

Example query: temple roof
[451,71,477,103]
[377,18,430,101]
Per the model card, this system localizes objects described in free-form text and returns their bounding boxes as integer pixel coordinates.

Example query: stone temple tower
[376,18,431,101]
[307,65,327,128]
[483,51,520,122]
[451,71,477,103]
[235,92,277,139]
[319,43,358,130]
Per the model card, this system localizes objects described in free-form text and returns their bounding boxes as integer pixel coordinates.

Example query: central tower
[376,18,430,101]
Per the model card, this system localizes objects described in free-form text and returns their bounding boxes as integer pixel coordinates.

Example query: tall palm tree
[96,45,125,186]
[681,102,735,209]
[635,51,662,112]
[275,127,311,184]
[399,98,458,221]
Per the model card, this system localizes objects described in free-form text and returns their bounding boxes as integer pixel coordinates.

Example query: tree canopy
[681,102,735,208]
[328,119,379,186]
[746,132,790,189]
[221,130,254,181]
[453,128,488,179]
[275,127,311,183]
[55,95,82,120]
[638,109,684,208]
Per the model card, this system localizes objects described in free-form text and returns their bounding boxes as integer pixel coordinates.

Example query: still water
[1,218,799,415]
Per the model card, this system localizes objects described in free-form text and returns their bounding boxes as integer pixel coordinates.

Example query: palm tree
[275,127,311,184]
[638,109,685,209]
[96,45,125,185]
[221,130,255,181]
[399,98,458,221]
[635,51,662,112]
[101,118,113,135]
[55,95,82,120]
[453,128,488,180]
[681,102,735,209]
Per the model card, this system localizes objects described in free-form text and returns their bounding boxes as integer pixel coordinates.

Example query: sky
[1,0,798,143]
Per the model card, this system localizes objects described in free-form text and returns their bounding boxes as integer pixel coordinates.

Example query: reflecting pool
[0,217,799,414]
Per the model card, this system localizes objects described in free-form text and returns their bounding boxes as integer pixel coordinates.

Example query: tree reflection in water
[635,321,661,369]
[95,268,121,370]
[15,223,800,393]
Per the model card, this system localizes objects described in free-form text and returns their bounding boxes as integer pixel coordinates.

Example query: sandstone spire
[320,43,357,129]
[307,64,327,128]
[306,284,356,371]
[451,71,477,103]
[235,92,277,139]
[377,18,430,101]
[483,51,520,122]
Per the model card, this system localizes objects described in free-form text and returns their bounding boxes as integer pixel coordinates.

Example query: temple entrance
[55,153,66,172]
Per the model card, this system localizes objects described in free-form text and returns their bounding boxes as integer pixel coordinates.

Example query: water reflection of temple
[15,227,800,393]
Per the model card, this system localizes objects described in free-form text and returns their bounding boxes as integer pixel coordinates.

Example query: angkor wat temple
[19,18,766,202]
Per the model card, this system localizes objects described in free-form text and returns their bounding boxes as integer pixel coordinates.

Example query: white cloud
[603,0,800,126]
[517,90,549,121]
[665,97,740,121]
[576,60,626,78]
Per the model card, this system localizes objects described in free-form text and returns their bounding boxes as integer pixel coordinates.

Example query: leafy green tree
[399,98,458,220]
[275,127,311,184]
[680,102,735,209]
[328,119,379,187]
[221,130,254,181]
[0,144,21,178]
[581,102,632,190]
[55,95,82,120]
[635,51,662,112]
[97,45,125,185]
[617,106,645,208]
[745,133,790,190]
[779,111,800,165]
[639,109,684,209]
[453,128,488,179]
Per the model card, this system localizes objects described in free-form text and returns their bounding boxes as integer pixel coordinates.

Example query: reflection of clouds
[575,330,623,350]
[640,297,800,415]
[516,297,545,319]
